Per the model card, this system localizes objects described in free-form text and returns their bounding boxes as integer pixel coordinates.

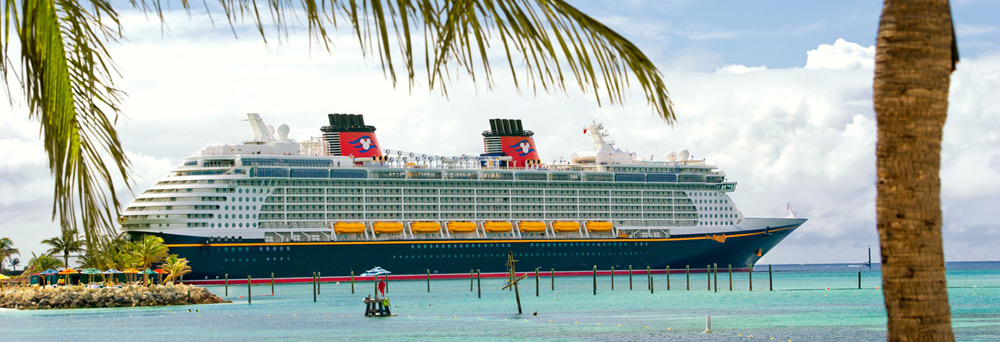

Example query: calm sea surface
[2,262,998,341]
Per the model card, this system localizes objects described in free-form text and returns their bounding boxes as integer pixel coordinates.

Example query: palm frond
[3,0,131,251]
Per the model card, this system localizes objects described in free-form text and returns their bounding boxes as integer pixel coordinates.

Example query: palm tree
[26,252,64,274]
[132,235,169,283]
[9,258,21,272]
[41,229,86,268]
[160,254,192,284]
[1,1,674,252]
[873,0,958,340]
[0,237,18,274]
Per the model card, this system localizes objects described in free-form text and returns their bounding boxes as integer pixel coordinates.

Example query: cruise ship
[121,113,806,281]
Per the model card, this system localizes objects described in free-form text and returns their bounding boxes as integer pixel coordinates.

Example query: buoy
[644,326,648,329]
[876,286,879,289]
[618,324,622,327]
[668,327,672,330]
[826,287,830,290]
[574,321,578,324]
[739,334,742,336]
[597,323,601,326]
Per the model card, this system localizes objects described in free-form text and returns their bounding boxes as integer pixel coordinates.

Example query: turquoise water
[3,262,998,341]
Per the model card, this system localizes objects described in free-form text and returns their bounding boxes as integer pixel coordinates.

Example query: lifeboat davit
[586,221,613,233]
[447,221,477,233]
[410,222,442,234]
[518,221,546,233]
[373,222,404,234]
[552,221,580,233]
[484,221,513,233]
[334,222,366,234]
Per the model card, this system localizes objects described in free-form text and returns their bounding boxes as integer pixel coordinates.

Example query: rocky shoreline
[0,283,230,310]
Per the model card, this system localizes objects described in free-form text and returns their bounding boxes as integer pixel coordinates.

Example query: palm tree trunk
[874,0,957,340]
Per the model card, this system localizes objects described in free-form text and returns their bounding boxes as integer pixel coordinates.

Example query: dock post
[593,265,597,295]
[704,315,713,333]
[749,266,753,291]
[350,270,355,294]
[224,274,228,296]
[312,272,317,302]
[647,266,652,293]
[611,266,615,291]
[247,276,251,304]
[470,269,474,292]
[271,272,275,296]
[551,268,555,290]
[477,269,481,298]
[858,270,862,289]
[666,265,671,290]
[769,264,774,291]
[535,268,540,297]
[650,267,654,294]
[317,272,321,294]
[714,264,718,293]
[686,265,690,291]
[629,265,633,290]
[728,264,733,291]
[707,265,711,290]
[426,269,431,292]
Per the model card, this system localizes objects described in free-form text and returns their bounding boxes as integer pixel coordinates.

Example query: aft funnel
[482,118,540,168]
[320,113,382,157]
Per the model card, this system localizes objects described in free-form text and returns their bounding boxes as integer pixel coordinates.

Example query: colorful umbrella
[57,268,78,286]
[154,268,168,283]
[81,268,102,284]
[123,268,140,283]
[40,269,60,275]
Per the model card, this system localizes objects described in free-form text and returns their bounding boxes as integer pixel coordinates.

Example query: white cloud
[804,38,875,70]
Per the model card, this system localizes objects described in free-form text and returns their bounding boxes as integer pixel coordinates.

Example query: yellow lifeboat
[484,221,513,233]
[552,221,581,233]
[447,221,477,233]
[586,221,613,233]
[373,222,404,234]
[334,222,366,234]
[410,221,442,234]
[518,221,547,233]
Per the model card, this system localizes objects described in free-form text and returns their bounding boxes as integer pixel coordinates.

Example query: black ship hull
[145,224,800,282]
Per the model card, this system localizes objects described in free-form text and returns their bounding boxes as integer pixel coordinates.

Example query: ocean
[2,262,998,341]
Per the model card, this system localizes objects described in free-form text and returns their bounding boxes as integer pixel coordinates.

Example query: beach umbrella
[81,268,102,284]
[124,268,139,283]
[103,268,123,284]
[40,269,60,275]
[154,269,169,284]
[58,268,79,285]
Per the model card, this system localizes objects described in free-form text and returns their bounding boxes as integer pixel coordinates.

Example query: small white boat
[361,267,392,277]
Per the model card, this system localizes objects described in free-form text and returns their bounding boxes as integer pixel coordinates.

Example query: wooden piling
[535,268,540,297]
[769,264,774,291]
[224,273,228,296]
[427,269,431,292]
[749,266,753,291]
[317,272,321,294]
[312,272,317,302]
[350,270,355,294]
[592,265,597,295]
[271,272,275,296]
[611,266,615,290]
[686,265,690,290]
[714,264,718,292]
[707,265,711,290]
[649,266,654,294]
[247,275,252,304]
[477,269,481,298]
[666,265,671,291]
[470,269,474,291]
[858,270,862,289]
[728,264,733,291]
[551,268,555,290]
[629,265,633,290]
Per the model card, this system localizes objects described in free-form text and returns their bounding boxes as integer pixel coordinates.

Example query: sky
[2,0,999,267]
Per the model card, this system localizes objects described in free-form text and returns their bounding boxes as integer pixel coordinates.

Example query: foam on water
[2,262,998,341]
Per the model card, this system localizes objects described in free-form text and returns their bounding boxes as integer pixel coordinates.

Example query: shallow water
[2,262,998,341]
